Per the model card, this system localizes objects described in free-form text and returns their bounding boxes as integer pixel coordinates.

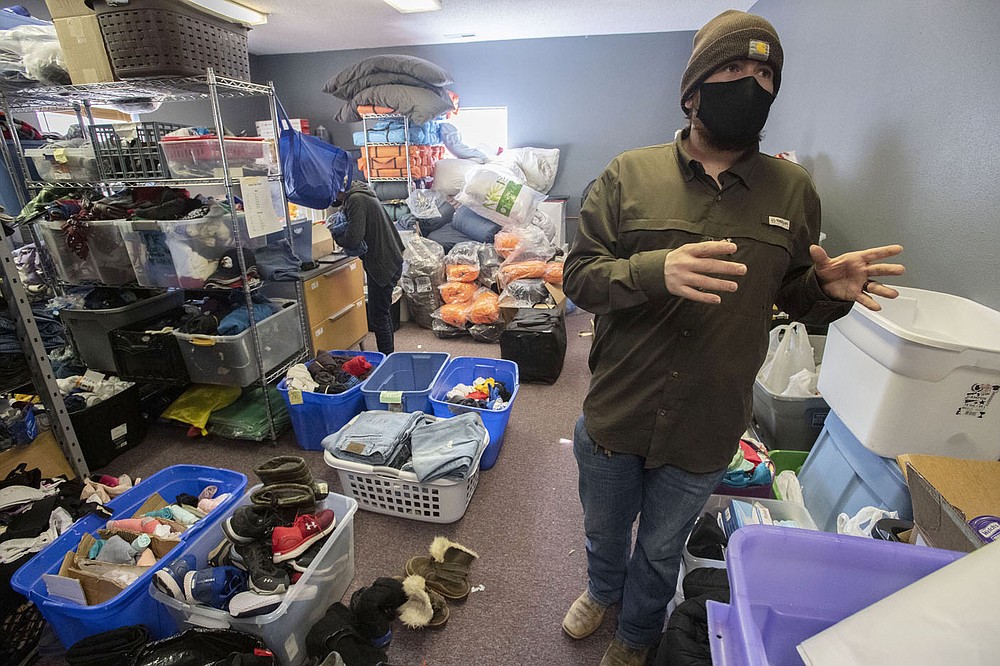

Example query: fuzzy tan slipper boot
[404,536,478,601]
[398,574,449,628]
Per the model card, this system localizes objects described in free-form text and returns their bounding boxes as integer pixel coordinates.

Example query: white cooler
[818,286,1000,460]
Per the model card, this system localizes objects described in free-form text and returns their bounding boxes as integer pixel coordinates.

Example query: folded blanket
[326,55,453,96]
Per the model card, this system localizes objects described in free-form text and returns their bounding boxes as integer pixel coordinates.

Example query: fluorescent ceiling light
[383,0,442,13]
[186,0,268,26]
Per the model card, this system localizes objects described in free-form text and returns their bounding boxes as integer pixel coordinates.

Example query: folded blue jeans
[322,410,424,466]
[409,412,486,482]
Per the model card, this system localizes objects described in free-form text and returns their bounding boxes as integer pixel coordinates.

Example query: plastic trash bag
[497,224,555,265]
[433,301,472,329]
[757,323,816,394]
[781,367,820,397]
[406,189,448,219]
[498,278,551,308]
[837,507,899,538]
[498,260,547,289]
[469,322,503,343]
[161,385,242,436]
[400,236,446,329]
[278,99,353,209]
[469,288,500,324]
[544,261,564,285]
[477,243,501,290]
[445,241,481,282]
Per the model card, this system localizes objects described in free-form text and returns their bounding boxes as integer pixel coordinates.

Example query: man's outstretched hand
[810,244,905,311]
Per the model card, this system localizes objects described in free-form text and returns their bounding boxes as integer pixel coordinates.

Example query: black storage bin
[69,384,148,470]
[109,308,190,384]
[500,309,567,384]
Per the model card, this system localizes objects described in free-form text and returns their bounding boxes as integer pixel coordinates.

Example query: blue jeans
[573,415,725,649]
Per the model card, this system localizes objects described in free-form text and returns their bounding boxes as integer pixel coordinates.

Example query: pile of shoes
[154,456,337,619]
[305,537,479,666]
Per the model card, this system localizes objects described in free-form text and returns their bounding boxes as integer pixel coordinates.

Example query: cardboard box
[499,282,566,325]
[900,454,1000,552]
[45,0,92,19]
[53,15,116,85]
[311,223,334,260]
[0,429,75,480]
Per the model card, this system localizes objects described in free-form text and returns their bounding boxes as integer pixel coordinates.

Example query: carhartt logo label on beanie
[680,9,784,112]
[748,40,770,61]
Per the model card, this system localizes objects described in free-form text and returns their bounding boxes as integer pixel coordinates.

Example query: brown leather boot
[600,638,652,666]
[404,537,478,600]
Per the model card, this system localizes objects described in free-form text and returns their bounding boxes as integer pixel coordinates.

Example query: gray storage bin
[752,335,829,451]
[60,291,185,372]
[172,301,304,386]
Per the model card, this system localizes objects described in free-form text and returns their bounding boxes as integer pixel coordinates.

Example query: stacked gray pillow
[326,55,455,125]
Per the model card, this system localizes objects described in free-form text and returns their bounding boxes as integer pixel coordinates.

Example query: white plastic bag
[775,470,805,505]
[456,165,545,227]
[431,158,479,196]
[757,323,815,394]
[496,147,561,194]
[781,368,819,397]
[837,507,899,538]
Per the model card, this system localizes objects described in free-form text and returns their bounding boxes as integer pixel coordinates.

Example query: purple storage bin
[707,526,964,666]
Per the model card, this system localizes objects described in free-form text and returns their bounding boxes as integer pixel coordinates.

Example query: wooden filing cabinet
[265,255,368,354]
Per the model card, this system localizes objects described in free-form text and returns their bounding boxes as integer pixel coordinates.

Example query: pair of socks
[92,534,155,566]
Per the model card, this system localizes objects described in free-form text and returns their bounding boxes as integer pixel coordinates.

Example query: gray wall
[249,33,695,220]
[753,0,1000,310]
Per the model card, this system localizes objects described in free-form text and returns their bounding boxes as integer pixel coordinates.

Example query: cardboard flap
[900,455,1000,520]
[96,528,180,560]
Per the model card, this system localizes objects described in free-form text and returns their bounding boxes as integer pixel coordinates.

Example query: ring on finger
[863,279,876,293]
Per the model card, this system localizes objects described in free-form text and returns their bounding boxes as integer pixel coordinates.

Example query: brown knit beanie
[680,10,783,112]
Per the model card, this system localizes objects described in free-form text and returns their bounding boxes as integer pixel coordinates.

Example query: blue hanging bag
[277,99,353,209]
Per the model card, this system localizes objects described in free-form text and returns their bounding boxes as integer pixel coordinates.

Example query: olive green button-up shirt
[564,130,851,473]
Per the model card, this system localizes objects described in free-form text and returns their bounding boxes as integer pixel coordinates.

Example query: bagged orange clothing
[447,264,479,283]
[499,260,546,287]
[469,290,500,324]
[544,261,564,285]
[440,281,477,304]
[494,230,520,259]
[436,302,470,328]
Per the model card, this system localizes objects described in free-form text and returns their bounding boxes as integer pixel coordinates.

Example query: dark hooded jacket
[340,181,404,287]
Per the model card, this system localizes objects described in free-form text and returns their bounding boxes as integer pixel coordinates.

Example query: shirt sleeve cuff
[631,249,671,301]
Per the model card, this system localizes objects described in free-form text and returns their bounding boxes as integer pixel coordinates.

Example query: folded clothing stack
[323,412,487,482]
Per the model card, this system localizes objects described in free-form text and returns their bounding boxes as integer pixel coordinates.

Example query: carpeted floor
[38,309,620,666]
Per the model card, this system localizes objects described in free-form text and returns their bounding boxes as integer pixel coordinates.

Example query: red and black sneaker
[271,509,336,563]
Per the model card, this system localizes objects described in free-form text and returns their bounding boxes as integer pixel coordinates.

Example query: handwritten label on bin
[289,389,303,405]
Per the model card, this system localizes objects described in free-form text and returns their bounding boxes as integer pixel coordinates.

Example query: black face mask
[696,76,775,146]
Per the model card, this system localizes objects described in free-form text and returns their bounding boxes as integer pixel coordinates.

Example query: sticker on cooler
[956,382,1000,418]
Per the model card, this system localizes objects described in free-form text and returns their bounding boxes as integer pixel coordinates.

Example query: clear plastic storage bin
[159,136,275,179]
[818,286,1000,459]
[172,301,304,386]
[25,144,100,182]
[38,219,138,284]
[37,220,100,283]
[159,208,242,289]
[117,219,182,288]
[151,487,357,666]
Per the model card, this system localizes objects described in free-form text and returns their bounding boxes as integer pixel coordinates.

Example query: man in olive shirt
[561,10,905,666]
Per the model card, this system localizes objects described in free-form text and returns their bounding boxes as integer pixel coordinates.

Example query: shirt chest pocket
[617,218,704,258]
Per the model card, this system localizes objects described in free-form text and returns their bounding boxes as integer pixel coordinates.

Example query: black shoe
[290,539,325,573]
[223,506,282,544]
[233,540,289,595]
[349,578,407,649]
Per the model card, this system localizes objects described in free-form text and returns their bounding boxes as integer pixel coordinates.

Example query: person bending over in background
[562,10,905,666]
[333,179,404,354]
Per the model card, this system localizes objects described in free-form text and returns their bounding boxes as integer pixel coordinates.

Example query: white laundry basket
[818,286,1000,460]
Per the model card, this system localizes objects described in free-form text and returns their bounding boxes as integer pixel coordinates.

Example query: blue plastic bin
[429,357,519,470]
[12,465,246,648]
[707,526,963,666]
[361,352,449,413]
[277,350,385,451]
[797,410,913,532]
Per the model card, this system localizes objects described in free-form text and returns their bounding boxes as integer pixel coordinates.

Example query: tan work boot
[562,590,608,639]
[599,638,652,666]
